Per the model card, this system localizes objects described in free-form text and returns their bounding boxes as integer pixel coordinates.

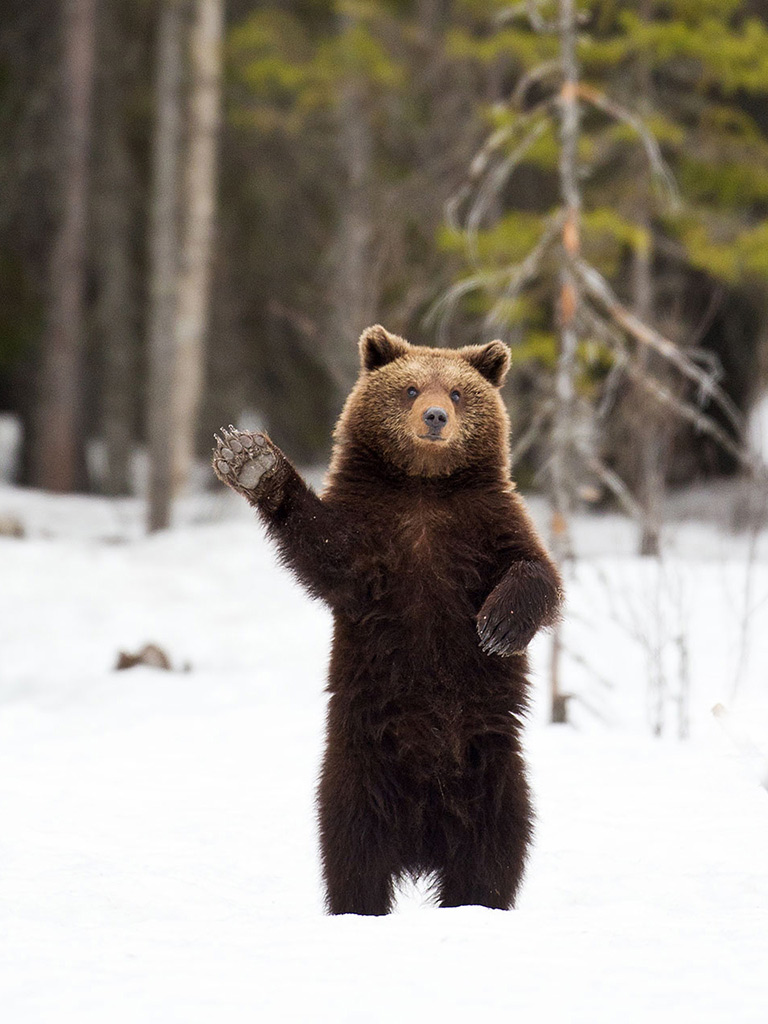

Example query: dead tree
[147,0,223,529]
[433,0,754,721]
[94,0,137,496]
[548,0,580,722]
[147,0,183,531]
[325,12,378,394]
[172,0,224,495]
[32,0,96,492]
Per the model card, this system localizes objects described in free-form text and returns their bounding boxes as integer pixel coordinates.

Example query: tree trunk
[94,0,136,496]
[416,0,450,40]
[171,0,224,495]
[326,15,377,392]
[548,0,582,722]
[31,0,96,492]
[147,0,183,531]
[632,2,664,557]
[631,219,664,557]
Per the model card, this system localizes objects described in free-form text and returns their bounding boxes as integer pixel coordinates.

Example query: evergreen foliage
[436,0,768,488]
[0,0,767,486]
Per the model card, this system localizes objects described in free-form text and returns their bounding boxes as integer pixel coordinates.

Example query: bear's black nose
[423,406,448,433]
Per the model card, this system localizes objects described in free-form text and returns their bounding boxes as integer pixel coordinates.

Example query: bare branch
[526,0,557,33]
[424,268,514,330]
[622,359,757,471]
[483,209,565,325]
[576,306,631,421]
[560,642,615,691]
[570,688,612,723]
[512,59,563,109]
[427,209,564,332]
[445,190,469,234]
[446,103,552,231]
[493,2,533,27]
[509,398,555,469]
[583,303,766,480]
[468,124,516,181]
[687,284,725,351]
[578,85,679,207]
[596,346,628,421]
[578,446,645,520]
[466,118,550,257]
[574,258,744,435]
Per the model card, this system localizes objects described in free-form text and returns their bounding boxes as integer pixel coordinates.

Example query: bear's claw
[476,607,533,658]
[212,426,278,496]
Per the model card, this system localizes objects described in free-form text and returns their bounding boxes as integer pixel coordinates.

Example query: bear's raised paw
[212,427,278,496]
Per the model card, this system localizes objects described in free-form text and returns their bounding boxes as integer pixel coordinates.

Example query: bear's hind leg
[321,825,400,916]
[323,854,398,917]
[437,862,518,911]
[319,777,401,916]
[436,827,529,910]
[436,765,533,911]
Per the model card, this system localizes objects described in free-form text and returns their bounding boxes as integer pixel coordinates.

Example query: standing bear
[213,326,563,915]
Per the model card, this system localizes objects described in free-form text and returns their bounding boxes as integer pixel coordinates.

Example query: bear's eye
[450,390,461,404]
[407,386,419,399]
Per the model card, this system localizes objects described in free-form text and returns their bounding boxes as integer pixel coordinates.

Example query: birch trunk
[633,2,664,557]
[147,0,183,531]
[631,217,664,557]
[171,0,224,494]
[326,15,376,391]
[32,0,96,492]
[548,0,582,723]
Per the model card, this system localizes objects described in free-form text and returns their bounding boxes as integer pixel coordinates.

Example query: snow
[1,482,768,1022]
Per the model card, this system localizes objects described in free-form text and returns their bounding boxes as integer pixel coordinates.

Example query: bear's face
[333,326,512,479]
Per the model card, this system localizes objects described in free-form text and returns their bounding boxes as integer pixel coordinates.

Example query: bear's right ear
[359,325,411,372]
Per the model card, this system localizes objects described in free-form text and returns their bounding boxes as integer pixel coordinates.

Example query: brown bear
[212,325,562,915]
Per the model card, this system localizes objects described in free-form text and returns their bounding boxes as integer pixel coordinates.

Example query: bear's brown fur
[213,325,563,915]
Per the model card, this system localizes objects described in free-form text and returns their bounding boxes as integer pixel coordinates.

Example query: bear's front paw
[212,427,278,497]
[476,603,535,658]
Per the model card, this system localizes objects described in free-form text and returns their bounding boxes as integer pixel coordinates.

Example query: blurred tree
[440,0,768,475]
[172,0,224,495]
[437,0,756,719]
[226,0,481,423]
[325,10,377,388]
[31,0,96,492]
[147,0,184,530]
[619,0,664,556]
[148,0,224,528]
[93,0,140,496]
[583,0,768,550]
[0,2,54,440]
[2,0,768,501]
[228,0,403,416]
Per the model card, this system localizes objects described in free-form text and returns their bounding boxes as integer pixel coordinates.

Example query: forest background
[2,0,768,543]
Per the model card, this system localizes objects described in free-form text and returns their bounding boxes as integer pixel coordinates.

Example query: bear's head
[332,325,512,479]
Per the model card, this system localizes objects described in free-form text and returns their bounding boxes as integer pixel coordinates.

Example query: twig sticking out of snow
[712,704,768,793]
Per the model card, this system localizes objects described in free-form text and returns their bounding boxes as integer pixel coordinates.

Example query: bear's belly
[355,552,491,649]
[383,700,466,774]
[328,658,523,778]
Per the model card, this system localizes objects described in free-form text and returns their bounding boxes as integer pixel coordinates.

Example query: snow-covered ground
[1,483,768,1022]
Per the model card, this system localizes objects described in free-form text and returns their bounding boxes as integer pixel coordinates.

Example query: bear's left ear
[459,340,511,388]
[359,325,411,372]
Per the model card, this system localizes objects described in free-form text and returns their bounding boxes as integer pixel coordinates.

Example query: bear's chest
[357,502,498,618]
[396,505,443,561]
